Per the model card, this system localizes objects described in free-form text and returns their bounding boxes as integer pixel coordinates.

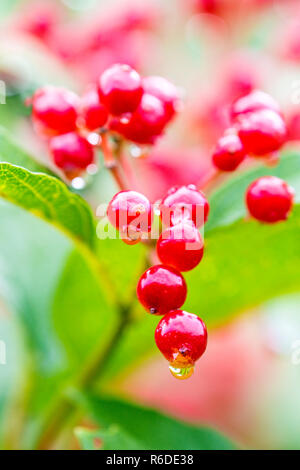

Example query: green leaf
[0,163,96,249]
[0,312,23,448]
[0,201,119,448]
[20,248,119,448]
[0,126,54,174]
[0,202,72,446]
[52,250,119,368]
[75,394,236,450]
[96,238,147,303]
[75,426,143,450]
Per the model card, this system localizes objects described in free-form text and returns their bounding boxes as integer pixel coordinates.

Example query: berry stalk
[100,132,129,191]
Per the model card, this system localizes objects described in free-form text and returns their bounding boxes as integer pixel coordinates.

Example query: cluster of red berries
[30,70,295,379]
[30,63,181,180]
[107,185,209,379]
[212,90,295,223]
[212,90,287,172]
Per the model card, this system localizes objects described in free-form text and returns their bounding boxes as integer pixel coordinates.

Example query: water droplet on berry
[169,364,194,380]
[71,177,86,190]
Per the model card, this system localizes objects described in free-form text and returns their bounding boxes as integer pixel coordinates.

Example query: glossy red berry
[32,86,79,136]
[98,64,143,116]
[110,93,168,145]
[49,132,94,172]
[231,90,281,121]
[137,265,187,315]
[157,222,204,272]
[160,185,209,228]
[142,75,181,121]
[155,310,207,367]
[246,176,294,223]
[237,109,287,156]
[107,190,152,233]
[212,132,246,171]
[80,86,108,131]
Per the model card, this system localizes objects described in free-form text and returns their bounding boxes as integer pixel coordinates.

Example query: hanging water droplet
[71,176,86,190]
[169,364,194,380]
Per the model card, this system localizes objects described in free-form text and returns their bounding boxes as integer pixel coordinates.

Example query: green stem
[34,137,145,450]
[35,305,131,450]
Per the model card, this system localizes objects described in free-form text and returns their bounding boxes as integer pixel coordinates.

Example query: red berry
[80,86,108,131]
[107,190,152,233]
[160,185,209,228]
[32,86,79,136]
[237,109,287,156]
[142,75,181,121]
[286,109,300,141]
[212,132,246,171]
[246,176,294,223]
[155,310,207,367]
[98,64,143,116]
[110,93,168,145]
[157,222,204,272]
[231,90,281,121]
[137,265,187,315]
[49,132,94,171]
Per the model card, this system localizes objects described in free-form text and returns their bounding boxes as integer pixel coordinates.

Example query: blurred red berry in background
[32,86,79,137]
[80,85,108,131]
[237,109,287,156]
[49,131,94,172]
[212,132,246,171]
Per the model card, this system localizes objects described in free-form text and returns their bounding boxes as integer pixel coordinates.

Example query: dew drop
[129,144,143,158]
[87,132,101,146]
[169,364,194,380]
[71,177,86,190]
[120,116,130,125]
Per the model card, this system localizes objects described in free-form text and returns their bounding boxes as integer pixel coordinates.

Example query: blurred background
[0,0,300,450]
